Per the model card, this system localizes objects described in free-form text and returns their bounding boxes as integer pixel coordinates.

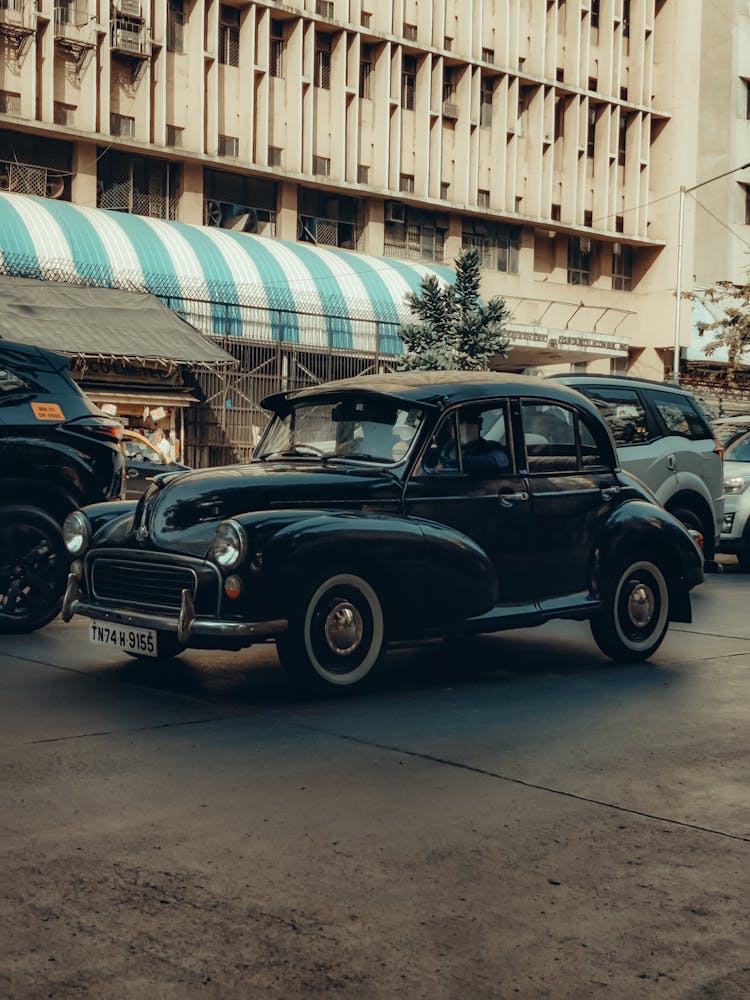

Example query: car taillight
[713,437,724,460]
[67,419,123,442]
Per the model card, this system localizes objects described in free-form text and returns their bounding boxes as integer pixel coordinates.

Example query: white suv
[555,375,724,562]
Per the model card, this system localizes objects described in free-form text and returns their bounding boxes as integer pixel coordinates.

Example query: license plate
[89,621,158,658]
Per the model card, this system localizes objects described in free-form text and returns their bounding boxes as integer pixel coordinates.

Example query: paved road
[1,565,749,999]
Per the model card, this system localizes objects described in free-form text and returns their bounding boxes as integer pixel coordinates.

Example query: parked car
[0,339,125,634]
[554,374,724,561]
[60,372,703,693]
[122,429,190,499]
[713,414,750,447]
[717,428,750,570]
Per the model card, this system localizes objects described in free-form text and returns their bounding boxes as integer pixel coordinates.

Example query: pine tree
[398,249,510,371]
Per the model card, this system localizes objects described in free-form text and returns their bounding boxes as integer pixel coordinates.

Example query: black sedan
[61,372,703,693]
[121,429,190,499]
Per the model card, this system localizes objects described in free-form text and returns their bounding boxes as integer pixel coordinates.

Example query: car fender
[82,500,139,546]
[2,475,81,522]
[231,508,498,633]
[594,499,703,621]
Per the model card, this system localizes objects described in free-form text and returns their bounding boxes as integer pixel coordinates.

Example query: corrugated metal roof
[0,193,454,354]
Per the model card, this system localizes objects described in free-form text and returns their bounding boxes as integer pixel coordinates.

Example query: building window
[357,164,369,184]
[462,222,520,274]
[166,124,183,147]
[480,77,493,127]
[568,237,592,286]
[399,173,415,193]
[402,56,415,111]
[384,208,446,262]
[618,114,627,166]
[359,48,372,99]
[219,6,239,67]
[218,134,239,157]
[54,101,76,126]
[622,0,630,37]
[591,0,600,29]
[587,107,596,158]
[298,189,362,250]
[478,189,490,208]
[312,155,330,177]
[167,0,184,54]
[97,150,179,220]
[110,112,135,137]
[0,91,21,115]
[481,47,494,63]
[612,243,633,291]
[315,0,333,18]
[314,33,331,89]
[204,168,278,235]
[268,145,282,166]
[270,19,284,77]
[745,79,750,120]
[403,22,417,41]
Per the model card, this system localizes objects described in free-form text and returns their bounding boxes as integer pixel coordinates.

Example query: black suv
[0,339,125,633]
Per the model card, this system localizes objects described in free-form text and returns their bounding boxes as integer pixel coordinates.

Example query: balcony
[110,15,151,59]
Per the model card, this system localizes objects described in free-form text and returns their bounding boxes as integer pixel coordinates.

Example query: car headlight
[62,510,91,555]
[723,476,750,495]
[212,519,246,568]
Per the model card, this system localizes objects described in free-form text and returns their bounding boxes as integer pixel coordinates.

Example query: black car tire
[590,558,670,662]
[0,505,69,634]
[276,571,386,693]
[736,542,750,573]
[123,632,185,660]
[670,505,712,559]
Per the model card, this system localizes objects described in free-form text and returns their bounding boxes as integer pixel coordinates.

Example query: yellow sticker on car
[31,402,65,421]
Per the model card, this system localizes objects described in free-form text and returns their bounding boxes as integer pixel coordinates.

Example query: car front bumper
[61,573,287,646]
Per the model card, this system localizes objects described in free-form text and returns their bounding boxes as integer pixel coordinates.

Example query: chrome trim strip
[63,574,286,640]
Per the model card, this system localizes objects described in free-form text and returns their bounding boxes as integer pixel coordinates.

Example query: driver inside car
[456,407,511,477]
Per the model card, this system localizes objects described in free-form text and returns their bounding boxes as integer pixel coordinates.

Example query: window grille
[97,152,179,220]
[314,33,331,89]
[219,5,239,67]
[218,134,239,157]
[612,243,633,291]
[110,112,135,137]
[270,19,284,77]
[462,223,520,273]
[312,155,330,177]
[402,57,415,110]
[567,236,592,286]
[359,56,372,99]
[167,0,184,54]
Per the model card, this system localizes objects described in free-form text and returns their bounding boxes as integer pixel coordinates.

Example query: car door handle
[599,484,621,500]
[498,490,529,507]
[126,469,140,478]
[667,455,676,471]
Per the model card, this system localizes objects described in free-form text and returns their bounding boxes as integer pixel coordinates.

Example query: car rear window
[725,432,750,463]
[646,389,712,441]
[574,386,650,445]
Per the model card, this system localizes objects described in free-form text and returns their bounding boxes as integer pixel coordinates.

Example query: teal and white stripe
[0,193,454,354]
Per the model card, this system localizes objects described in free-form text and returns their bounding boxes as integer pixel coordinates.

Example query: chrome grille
[91,560,196,612]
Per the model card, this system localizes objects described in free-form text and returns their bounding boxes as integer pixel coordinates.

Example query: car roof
[553,372,695,396]
[263,370,597,412]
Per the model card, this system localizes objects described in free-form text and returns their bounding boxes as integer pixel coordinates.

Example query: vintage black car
[61,372,703,693]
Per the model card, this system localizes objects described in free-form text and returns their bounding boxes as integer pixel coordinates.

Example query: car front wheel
[590,559,670,662]
[276,572,386,694]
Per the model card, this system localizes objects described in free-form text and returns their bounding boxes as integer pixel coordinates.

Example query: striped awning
[0,193,454,354]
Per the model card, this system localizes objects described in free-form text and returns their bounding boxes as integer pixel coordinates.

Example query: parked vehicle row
[59,371,704,693]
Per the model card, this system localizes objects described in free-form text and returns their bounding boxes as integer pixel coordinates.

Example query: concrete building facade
[0,0,707,380]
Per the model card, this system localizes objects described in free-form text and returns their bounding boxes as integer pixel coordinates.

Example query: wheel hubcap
[627,582,655,629]
[323,600,364,656]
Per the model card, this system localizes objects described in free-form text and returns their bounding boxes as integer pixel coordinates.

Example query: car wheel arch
[664,490,715,557]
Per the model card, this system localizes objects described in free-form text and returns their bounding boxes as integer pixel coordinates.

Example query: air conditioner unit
[117,0,141,16]
[385,202,405,224]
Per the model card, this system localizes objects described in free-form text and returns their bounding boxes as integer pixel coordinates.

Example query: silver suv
[718,429,750,569]
[554,375,724,561]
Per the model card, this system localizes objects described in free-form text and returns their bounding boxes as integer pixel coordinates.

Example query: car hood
[136,460,402,557]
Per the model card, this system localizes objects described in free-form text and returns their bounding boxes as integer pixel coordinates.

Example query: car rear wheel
[670,506,711,558]
[276,572,386,694]
[0,505,69,634]
[590,558,670,662]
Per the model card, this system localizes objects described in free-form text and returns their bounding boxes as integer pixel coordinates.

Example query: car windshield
[257,395,425,464]
[725,432,750,463]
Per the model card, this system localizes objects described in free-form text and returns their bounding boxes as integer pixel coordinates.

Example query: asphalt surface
[1,562,749,999]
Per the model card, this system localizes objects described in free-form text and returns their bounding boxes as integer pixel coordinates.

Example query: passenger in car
[457,408,510,477]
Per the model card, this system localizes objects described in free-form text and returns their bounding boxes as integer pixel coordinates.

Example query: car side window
[576,386,650,445]
[646,389,711,441]
[522,402,577,472]
[418,414,460,474]
[579,416,610,469]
